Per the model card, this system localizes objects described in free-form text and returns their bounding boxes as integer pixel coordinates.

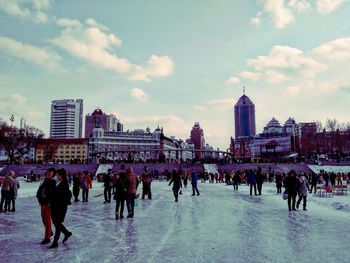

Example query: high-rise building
[190,122,205,159]
[234,89,256,139]
[85,108,123,138]
[50,99,83,138]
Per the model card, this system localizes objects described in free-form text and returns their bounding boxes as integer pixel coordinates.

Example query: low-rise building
[36,138,88,163]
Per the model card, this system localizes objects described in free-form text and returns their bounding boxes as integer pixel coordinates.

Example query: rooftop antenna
[243,86,245,95]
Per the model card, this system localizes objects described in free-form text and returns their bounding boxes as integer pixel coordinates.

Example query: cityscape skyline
[0,1,350,150]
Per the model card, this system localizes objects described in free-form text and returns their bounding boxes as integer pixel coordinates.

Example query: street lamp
[10,115,14,127]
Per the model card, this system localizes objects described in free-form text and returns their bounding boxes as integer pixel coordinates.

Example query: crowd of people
[1,164,349,249]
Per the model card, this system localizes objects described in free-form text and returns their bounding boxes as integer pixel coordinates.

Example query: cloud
[56,18,82,27]
[130,55,174,82]
[316,0,343,14]
[264,0,295,28]
[0,0,51,23]
[250,12,262,26]
[225,76,240,84]
[130,88,148,102]
[51,18,174,82]
[246,45,328,78]
[0,36,62,70]
[313,37,350,61]
[0,93,45,121]
[287,0,311,13]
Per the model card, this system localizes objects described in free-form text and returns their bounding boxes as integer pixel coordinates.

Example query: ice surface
[1,180,350,263]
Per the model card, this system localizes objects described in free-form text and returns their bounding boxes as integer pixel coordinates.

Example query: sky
[0,0,349,150]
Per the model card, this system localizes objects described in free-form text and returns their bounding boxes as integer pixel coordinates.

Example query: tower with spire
[234,87,256,139]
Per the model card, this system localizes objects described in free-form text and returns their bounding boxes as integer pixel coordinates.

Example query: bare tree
[315,120,323,132]
[325,118,340,132]
[0,122,44,164]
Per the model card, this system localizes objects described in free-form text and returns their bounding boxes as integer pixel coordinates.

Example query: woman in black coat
[168,169,182,202]
[49,168,72,248]
[114,171,127,220]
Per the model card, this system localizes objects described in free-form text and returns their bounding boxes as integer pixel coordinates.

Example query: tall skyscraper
[190,122,205,159]
[85,108,123,138]
[234,88,256,139]
[50,99,83,138]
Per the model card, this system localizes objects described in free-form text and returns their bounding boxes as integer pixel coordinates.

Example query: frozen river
[1,180,350,263]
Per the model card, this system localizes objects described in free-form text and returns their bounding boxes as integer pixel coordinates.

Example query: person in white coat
[296,176,309,211]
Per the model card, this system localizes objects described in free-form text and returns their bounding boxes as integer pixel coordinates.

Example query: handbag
[283,189,288,200]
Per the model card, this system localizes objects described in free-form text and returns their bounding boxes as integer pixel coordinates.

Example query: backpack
[81,176,87,189]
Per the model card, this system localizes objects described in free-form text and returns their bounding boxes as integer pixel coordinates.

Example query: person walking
[309,173,319,194]
[284,170,300,211]
[81,171,92,202]
[191,169,200,196]
[36,168,56,244]
[114,169,127,220]
[275,173,283,194]
[256,167,264,195]
[103,169,113,203]
[0,172,13,212]
[72,173,81,202]
[296,176,310,211]
[141,167,152,200]
[125,167,139,218]
[248,170,257,196]
[168,169,182,202]
[49,168,72,249]
[233,171,241,191]
[8,171,19,212]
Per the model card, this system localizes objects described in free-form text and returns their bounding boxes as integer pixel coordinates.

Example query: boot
[40,238,50,245]
[120,214,124,219]
[62,232,72,243]
[115,214,119,220]
[49,241,58,249]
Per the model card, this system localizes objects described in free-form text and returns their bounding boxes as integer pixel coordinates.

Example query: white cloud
[57,18,82,27]
[317,0,343,14]
[264,0,295,28]
[0,36,62,70]
[247,45,328,78]
[0,0,51,23]
[130,88,148,102]
[313,37,350,61]
[130,55,174,82]
[225,76,240,84]
[0,93,45,120]
[51,18,174,82]
[288,0,311,13]
[265,70,288,84]
[240,71,263,81]
[250,12,262,26]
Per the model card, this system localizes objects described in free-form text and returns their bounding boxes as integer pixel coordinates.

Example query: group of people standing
[0,171,19,212]
[36,168,72,249]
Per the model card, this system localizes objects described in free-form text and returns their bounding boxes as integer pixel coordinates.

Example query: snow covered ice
[1,179,350,263]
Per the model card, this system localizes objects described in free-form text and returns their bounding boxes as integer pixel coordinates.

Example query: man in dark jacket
[256,167,264,195]
[191,169,200,196]
[36,168,56,245]
[284,170,300,211]
[168,169,182,202]
[103,169,112,203]
[248,170,257,196]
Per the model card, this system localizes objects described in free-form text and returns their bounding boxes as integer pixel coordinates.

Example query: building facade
[85,108,123,138]
[36,138,88,164]
[234,92,256,139]
[190,122,205,159]
[50,99,83,138]
[88,127,194,163]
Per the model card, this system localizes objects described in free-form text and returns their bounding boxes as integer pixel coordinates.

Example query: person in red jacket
[125,167,139,218]
[36,168,56,245]
[81,171,92,202]
[141,167,152,200]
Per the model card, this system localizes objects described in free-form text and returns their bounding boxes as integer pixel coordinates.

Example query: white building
[50,99,83,138]
[88,127,194,163]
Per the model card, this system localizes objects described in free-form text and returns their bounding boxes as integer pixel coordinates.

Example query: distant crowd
[1,165,349,249]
